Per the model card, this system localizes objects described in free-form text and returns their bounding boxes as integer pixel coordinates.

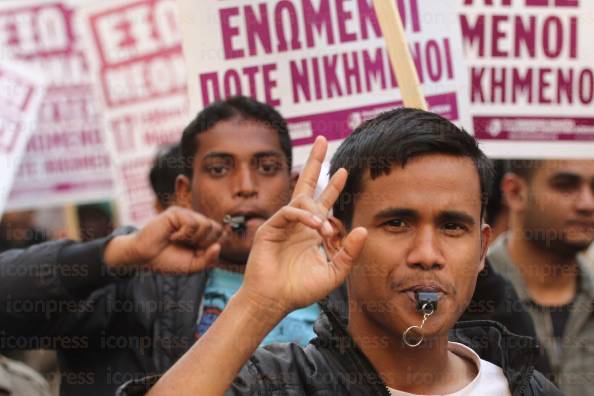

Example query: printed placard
[177,0,471,165]
[0,61,45,216]
[0,0,114,210]
[79,0,190,225]
[460,0,594,158]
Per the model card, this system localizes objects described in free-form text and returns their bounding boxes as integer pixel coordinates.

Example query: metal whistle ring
[402,291,440,348]
[403,325,424,348]
[421,302,434,316]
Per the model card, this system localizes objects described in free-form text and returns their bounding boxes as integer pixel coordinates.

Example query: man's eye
[257,159,282,175]
[552,181,579,193]
[443,223,466,235]
[383,219,408,231]
[205,164,230,177]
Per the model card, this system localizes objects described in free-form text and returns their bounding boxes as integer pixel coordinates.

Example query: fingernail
[312,215,322,224]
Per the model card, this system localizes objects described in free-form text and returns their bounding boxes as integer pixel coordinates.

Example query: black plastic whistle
[415,291,439,313]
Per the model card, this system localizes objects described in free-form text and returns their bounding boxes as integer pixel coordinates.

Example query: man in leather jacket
[130,108,561,396]
[1,100,546,395]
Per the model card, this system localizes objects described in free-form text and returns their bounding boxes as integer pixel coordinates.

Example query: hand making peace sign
[240,136,368,315]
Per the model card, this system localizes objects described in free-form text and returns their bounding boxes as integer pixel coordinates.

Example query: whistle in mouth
[415,291,439,313]
[223,215,246,233]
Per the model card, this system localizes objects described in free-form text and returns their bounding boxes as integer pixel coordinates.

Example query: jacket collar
[449,320,538,395]
[314,299,539,395]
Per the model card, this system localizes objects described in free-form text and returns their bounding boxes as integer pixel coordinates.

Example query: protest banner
[0,61,45,216]
[460,0,594,158]
[78,0,190,225]
[0,0,114,210]
[176,0,471,165]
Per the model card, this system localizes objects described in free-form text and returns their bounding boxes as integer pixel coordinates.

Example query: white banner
[0,61,45,216]
[176,0,471,165]
[0,0,115,210]
[460,0,594,158]
[78,0,190,225]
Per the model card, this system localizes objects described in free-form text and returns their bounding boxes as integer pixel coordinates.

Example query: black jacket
[0,233,209,395]
[119,303,562,396]
[0,232,547,395]
[461,260,553,378]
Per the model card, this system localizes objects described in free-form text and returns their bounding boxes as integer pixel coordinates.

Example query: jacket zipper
[513,365,534,396]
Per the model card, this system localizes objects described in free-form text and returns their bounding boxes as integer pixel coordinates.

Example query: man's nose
[233,164,258,199]
[575,184,594,215]
[406,227,445,271]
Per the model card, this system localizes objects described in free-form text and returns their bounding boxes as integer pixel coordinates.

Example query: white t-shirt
[388,342,511,396]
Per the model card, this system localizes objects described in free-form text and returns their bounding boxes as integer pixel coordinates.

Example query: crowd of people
[0,97,593,395]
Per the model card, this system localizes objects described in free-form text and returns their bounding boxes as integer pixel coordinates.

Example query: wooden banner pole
[372,0,428,110]
[64,204,80,240]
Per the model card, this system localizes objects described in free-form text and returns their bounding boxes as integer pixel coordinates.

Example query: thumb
[330,227,367,279]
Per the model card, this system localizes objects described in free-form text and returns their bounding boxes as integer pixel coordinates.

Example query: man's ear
[321,216,347,257]
[175,174,192,208]
[154,201,165,214]
[479,223,492,272]
[289,171,299,195]
[501,173,529,212]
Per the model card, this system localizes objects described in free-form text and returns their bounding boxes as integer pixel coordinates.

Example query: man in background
[490,159,594,395]
[0,97,317,395]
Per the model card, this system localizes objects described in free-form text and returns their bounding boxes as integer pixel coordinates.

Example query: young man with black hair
[0,96,317,395]
[489,159,594,395]
[126,109,560,396]
[172,96,320,346]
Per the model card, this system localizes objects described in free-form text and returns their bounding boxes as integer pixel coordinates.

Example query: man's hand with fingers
[104,206,222,273]
[239,136,368,316]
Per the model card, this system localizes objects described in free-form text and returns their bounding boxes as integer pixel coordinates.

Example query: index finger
[292,136,328,199]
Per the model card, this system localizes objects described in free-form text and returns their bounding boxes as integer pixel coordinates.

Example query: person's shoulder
[577,253,594,299]
[232,342,333,393]
[0,356,50,396]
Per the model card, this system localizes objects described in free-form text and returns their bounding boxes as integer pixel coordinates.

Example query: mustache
[389,275,456,295]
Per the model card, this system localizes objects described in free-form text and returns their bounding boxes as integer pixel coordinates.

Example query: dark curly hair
[330,108,493,228]
[181,96,292,177]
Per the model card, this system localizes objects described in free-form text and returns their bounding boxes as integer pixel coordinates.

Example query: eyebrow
[202,152,234,162]
[253,151,285,160]
[202,150,284,162]
[373,208,419,222]
[550,172,581,183]
[373,207,476,226]
[437,211,476,227]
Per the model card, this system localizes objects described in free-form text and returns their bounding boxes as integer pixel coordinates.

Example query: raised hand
[103,206,222,273]
[240,136,368,314]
